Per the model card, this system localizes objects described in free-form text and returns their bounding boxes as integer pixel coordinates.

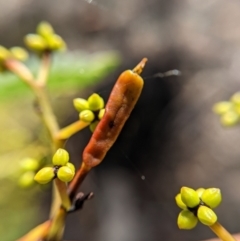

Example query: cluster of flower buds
[73,93,105,132]
[34,148,75,184]
[24,21,66,53]
[175,187,222,229]
[213,92,240,126]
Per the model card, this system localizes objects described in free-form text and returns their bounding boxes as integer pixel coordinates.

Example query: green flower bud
[213,101,233,115]
[181,187,200,208]
[197,206,217,226]
[231,92,240,105]
[18,171,35,188]
[46,34,66,51]
[10,47,28,61]
[177,210,198,230]
[24,34,47,51]
[66,162,75,174]
[175,193,187,210]
[201,188,222,209]
[57,166,74,182]
[196,188,205,198]
[0,45,11,61]
[34,167,55,184]
[52,148,69,166]
[88,93,104,111]
[98,108,105,120]
[73,98,89,112]
[20,158,39,171]
[37,21,54,38]
[220,111,239,126]
[79,110,95,122]
[89,120,99,132]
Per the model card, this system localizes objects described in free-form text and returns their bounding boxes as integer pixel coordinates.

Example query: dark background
[1,0,240,240]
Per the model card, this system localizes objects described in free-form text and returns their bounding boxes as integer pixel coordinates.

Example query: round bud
[88,93,104,111]
[73,98,89,112]
[220,111,239,126]
[0,45,11,61]
[79,110,95,122]
[66,162,75,174]
[231,92,240,105]
[180,187,200,208]
[24,34,47,51]
[213,101,233,115]
[175,193,187,210]
[201,188,222,209]
[89,120,99,132]
[177,210,198,230]
[10,47,28,61]
[20,158,39,171]
[34,167,55,184]
[46,34,66,51]
[52,148,69,166]
[37,21,54,38]
[57,166,74,182]
[18,171,35,188]
[98,108,105,120]
[197,206,217,226]
[196,188,205,198]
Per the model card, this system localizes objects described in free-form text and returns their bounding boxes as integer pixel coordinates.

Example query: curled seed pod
[79,110,95,122]
[220,111,239,126]
[213,101,233,115]
[175,193,187,210]
[201,188,222,209]
[196,188,205,198]
[197,206,217,226]
[20,158,39,171]
[34,167,55,184]
[231,92,240,105]
[37,21,54,38]
[10,47,28,61]
[66,162,75,174]
[89,120,99,132]
[0,45,11,61]
[73,98,89,112]
[18,171,35,188]
[181,187,200,208]
[52,148,69,166]
[57,166,74,182]
[24,34,47,51]
[177,210,198,230]
[88,93,104,111]
[98,108,105,120]
[46,34,66,51]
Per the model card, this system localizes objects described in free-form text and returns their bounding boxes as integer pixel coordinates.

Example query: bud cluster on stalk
[175,187,222,230]
[213,92,240,126]
[34,148,75,184]
[73,93,105,132]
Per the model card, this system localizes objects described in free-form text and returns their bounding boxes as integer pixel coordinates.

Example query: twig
[209,222,237,241]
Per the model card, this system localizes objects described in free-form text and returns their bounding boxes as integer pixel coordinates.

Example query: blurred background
[1,0,240,240]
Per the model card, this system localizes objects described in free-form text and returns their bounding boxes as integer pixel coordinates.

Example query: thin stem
[37,52,51,86]
[209,222,237,241]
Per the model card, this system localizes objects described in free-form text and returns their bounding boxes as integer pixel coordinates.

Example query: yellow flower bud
[175,193,187,210]
[201,188,222,209]
[88,93,104,111]
[52,148,69,166]
[46,34,66,51]
[57,166,74,182]
[73,98,89,112]
[213,101,233,115]
[0,45,11,61]
[220,111,239,126]
[177,210,198,230]
[34,167,55,184]
[66,162,75,174]
[18,171,35,188]
[197,206,217,226]
[79,110,95,122]
[37,21,54,38]
[89,120,99,132]
[98,108,105,120]
[196,188,205,198]
[234,105,240,115]
[180,187,200,208]
[231,92,240,105]
[20,158,39,171]
[24,34,47,51]
[10,47,28,61]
